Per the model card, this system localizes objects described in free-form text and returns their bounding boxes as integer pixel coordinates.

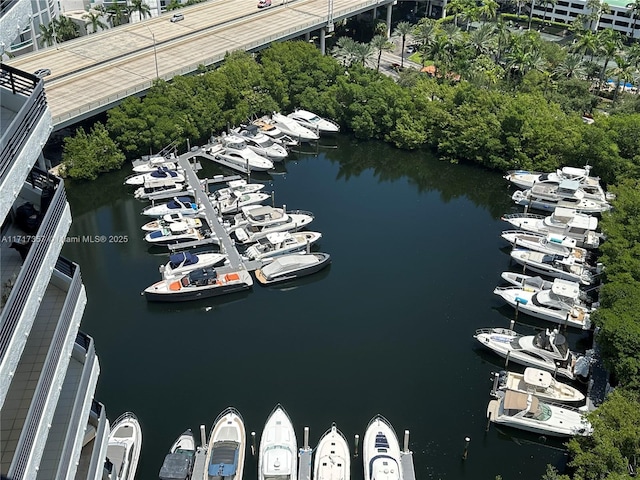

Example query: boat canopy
[551,278,580,299]
[208,441,239,477]
[159,451,195,480]
[262,255,317,277]
[503,390,539,412]
[169,252,198,268]
[523,368,553,388]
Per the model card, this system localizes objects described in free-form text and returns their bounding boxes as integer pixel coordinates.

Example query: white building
[0,0,111,478]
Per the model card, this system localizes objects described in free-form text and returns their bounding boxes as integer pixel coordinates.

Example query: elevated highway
[7,0,395,130]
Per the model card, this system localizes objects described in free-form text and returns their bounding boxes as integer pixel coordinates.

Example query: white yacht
[235,125,289,161]
[254,252,331,285]
[512,179,611,214]
[493,367,586,404]
[206,407,246,480]
[141,212,204,232]
[212,179,266,198]
[510,248,600,286]
[500,271,554,290]
[133,177,189,200]
[493,278,592,330]
[213,191,271,215]
[106,412,142,480]
[124,166,185,186]
[209,134,274,173]
[474,327,591,381]
[252,117,299,147]
[159,251,227,279]
[314,423,350,480]
[159,429,196,480]
[487,390,592,437]
[244,231,322,262]
[501,207,602,249]
[144,221,209,246]
[286,109,340,134]
[271,112,320,142]
[501,230,590,261]
[363,415,402,480]
[230,205,315,244]
[258,404,297,480]
[132,153,179,173]
[141,197,203,218]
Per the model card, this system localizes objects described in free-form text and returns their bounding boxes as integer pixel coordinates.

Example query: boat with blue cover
[206,407,246,480]
[363,415,402,480]
[160,251,227,279]
[142,197,204,218]
[125,166,185,186]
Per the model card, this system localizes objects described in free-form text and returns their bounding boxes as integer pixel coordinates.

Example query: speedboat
[512,180,611,214]
[141,212,205,232]
[159,429,196,480]
[124,166,185,186]
[492,367,585,404]
[501,230,590,262]
[271,112,320,142]
[314,423,350,480]
[210,134,274,173]
[132,153,178,173]
[501,207,602,249]
[258,404,297,480]
[510,248,601,286]
[141,197,203,218]
[134,177,189,201]
[363,415,402,480]
[254,252,331,285]
[493,278,593,330]
[230,205,314,244]
[159,251,228,279]
[144,220,209,246]
[144,267,253,302]
[244,231,322,262]
[106,412,142,480]
[212,179,266,198]
[287,109,340,134]
[235,124,289,161]
[500,272,595,306]
[213,191,271,215]
[252,117,299,147]
[473,327,591,381]
[487,390,592,437]
[206,407,246,480]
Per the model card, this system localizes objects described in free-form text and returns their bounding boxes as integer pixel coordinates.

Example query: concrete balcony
[0,64,52,223]
[0,256,87,479]
[0,169,72,408]
[0,0,33,52]
[80,400,110,480]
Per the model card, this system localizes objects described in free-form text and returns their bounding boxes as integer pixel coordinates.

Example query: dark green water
[63,136,590,480]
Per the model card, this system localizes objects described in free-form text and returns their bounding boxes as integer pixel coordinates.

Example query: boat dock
[190,444,208,479]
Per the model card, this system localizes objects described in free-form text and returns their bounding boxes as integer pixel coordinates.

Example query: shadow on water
[143,288,252,314]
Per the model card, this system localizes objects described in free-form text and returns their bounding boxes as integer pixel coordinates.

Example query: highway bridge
[7,0,396,130]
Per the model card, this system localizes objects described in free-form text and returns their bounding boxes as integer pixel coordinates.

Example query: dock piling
[403,430,410,453]
[505,350,510,368]
[462,437,470,460]
[304,426,309,450]
[491,372,500,396]
[200,424,207,447]
[251,431,256,456]
[354,434,359,457]
[486,412,492,432]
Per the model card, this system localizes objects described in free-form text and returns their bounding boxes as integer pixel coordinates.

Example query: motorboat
[258,404,297,480]
[141,197,203,218]
[493,278,593,330]
[487,390,592,437]
[132,153,178,173]
[510,248,601,286]
[141,212,204,232]
[206,407,246,480]
[144,220,209,246]
[501,230,590,261]
[363,414,402,480]
[244,231,322,262]
[314,423,350,480]
[144,267,253,302]
[501,207,602,249]
[106,412,142,480]
[213,191,271,215]
[500,272,597,306]
[473,327,591,381]
[271,112,320,142]
[251,117,299,147]
[159,429,196,480]
[209,134,274,173]
[230,205,315,244]
[235,124,289,161]
[159,251,228,279]
[287,109,340,134]
[134,177,189,201]
[492,367,586,405]
[254,252,331,285]
[211,179,266,198]
[512,180,611,214]
[124,166,185,186]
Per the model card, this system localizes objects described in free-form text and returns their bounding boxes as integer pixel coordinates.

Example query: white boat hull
[314,424,350,480]
[258,405,297,480]
[107,412,142,480]
[206,407,246,480]
[363,415,402,480]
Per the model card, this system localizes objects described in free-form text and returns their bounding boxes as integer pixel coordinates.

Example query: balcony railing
[0,64,48,183]
[0,171,65,361]
[11,256,83,480]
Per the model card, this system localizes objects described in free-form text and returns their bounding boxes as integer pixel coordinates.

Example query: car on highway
[34,68,51,79]
[170,13,184,22]
[257,0,271,7]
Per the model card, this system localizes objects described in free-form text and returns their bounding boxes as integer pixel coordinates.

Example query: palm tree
[55,16,80,42]
[106,1,129,27]
[494,18,511,62]
[331,36,359,67]
[586,0,610,31]
[129,0,151,22]
[540,0,558,25]
[608,53,636,102]
[627,0,640,40]
[392,21,413,68]
[597,28,623,82]
[353,41,375,68]
[82,10,108,34]
[527,0,538,30]
[426,34,453,79]
[478,0,499,23]
[628,42,640,66]
[448,0,474,27]
[39,23,56,47]
[370,35,394,72]
[571,29,599,60]
[553,54,587,79]
[467,23,497,57]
